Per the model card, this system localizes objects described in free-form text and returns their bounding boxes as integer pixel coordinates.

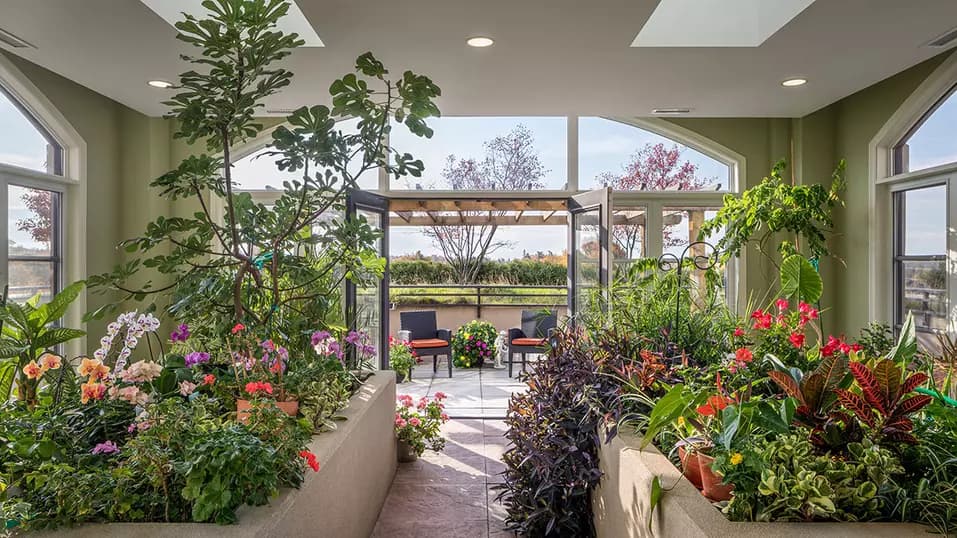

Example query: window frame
[890,178,950,333]
[892,83,957,176]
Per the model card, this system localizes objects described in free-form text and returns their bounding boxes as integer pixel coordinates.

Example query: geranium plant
[394,393,450,457]
[451,320,497,368]
[388,336,419,382]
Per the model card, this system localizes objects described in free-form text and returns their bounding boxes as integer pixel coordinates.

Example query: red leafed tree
[596,143,714,258]
[16,189,53,244]
[424,125,547,283]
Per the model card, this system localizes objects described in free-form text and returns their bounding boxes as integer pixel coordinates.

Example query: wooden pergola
[387,198,654,227]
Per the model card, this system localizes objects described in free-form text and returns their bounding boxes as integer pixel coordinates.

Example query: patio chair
[507,309,557,377]
[399,310,453,378]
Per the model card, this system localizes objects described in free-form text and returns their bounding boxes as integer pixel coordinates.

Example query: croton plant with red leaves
[834,359,933,444]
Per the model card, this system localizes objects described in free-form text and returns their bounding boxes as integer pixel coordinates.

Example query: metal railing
[389,284,567,318]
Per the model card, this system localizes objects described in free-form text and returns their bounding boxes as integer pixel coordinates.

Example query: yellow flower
[676,416,686,427]
[22,360,43,380]
[730,452,743,466]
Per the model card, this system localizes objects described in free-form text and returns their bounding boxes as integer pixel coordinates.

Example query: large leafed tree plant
[88,0,441,354]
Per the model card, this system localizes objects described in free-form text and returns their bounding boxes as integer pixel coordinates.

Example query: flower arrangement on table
[451,320,497,368]
[394,393,451,460]
[389,336,420,382]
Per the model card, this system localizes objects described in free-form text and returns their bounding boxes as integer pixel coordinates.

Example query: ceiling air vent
[266,108,298,114]
[652,107,692,115]
[926,26,957,48]
[0,27,35,49]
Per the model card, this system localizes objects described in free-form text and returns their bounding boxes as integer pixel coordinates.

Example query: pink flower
[409,417,421,427]
[733,327,745,338]
[179,380,198,396]
[92,441,119,455]
[735,348,753,363]
[440,413,449,421]
[434,391,447,400]
[395,417,407,428]
[776,299,789,311]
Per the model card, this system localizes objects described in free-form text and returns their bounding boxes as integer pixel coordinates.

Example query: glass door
[345,190,390,369]
[568,187,612,320]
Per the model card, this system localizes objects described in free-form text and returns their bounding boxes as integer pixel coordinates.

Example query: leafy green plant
[0,281,85,406]
[87,0,441,353]
[856,322,895,359]
[700,159,846,265]
[724,434,901,522]
[451,320,497,368]
[779,254,823,304]
[388,337,418,382]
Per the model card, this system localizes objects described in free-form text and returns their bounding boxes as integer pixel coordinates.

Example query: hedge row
[390,259,567,286]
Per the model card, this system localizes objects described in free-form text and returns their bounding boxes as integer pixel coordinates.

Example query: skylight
[632,0,816,47]
[140,0,323,47]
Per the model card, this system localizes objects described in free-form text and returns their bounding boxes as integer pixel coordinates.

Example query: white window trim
[869,50,957,327]
[0,53,87,356]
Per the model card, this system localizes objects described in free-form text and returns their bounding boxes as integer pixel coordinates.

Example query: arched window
[893,84,957,174]
[0,82,66,303]
[232,117,378,191]
[579,117,732,192]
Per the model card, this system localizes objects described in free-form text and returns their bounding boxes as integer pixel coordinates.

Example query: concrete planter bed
[41,371,397,538]
[593,428,929,538]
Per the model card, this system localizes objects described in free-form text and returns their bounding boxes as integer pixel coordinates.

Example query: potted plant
[394,393,450,462]
[389,336,419,382]
[452,320,497,368]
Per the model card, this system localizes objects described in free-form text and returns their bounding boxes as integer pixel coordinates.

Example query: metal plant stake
[656,241,718,356]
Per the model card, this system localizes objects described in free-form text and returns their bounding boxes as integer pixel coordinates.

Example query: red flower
[850,343,862,353]
[244,381,274,396]
[299,450,320,472]
[798,301,819,319]
[821,335,844,357]
[203,374,216,386]
[751,309,772,330]
[231,323,246,334]
[733,327,745,338]
[734,348,753,363]
[789,332,805,349]
[696,395,732,417]
[776,298,789,311]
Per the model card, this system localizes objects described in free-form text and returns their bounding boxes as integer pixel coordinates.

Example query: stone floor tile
[391,453,487,486]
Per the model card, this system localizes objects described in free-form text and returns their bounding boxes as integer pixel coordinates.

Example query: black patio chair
[507,309,557,377]
[399,310,452,378]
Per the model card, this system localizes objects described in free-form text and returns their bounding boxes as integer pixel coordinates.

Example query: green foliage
[390,258,567,286]
[0,281,85,404]
[779,254,823,304]
[724,434,901,522]
[87,0,441,351]
[584,258,737,365]
[855,322,895,359]
[388,338,417,381]
[700,159,845,263]
[451,320,497,368]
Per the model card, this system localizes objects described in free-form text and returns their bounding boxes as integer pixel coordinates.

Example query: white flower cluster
[95,311,162,373]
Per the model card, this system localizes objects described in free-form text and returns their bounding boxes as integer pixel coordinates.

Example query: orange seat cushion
[512,337,546,346]
[410,338,449,349]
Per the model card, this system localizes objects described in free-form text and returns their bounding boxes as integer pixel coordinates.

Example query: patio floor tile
[373,418,514,537]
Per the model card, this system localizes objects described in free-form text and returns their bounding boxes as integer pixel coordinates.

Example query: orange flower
[81,380,107,404]
[23,360,43,380]
[39,353,62,370]
[79,357,110,381]
[696,395,732,417]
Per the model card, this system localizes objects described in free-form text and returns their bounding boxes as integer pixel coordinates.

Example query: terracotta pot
[697,453,734,501]
[235,399,299,423]
[397,439,418,463]
[677,446,703,490]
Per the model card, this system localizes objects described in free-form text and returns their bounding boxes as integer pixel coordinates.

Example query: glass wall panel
[579,117,730,191]
[389,117,567,190]
[895,86,957,174]
[0,86,62,174]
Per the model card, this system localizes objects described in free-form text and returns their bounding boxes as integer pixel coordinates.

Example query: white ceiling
[0,0,955,118]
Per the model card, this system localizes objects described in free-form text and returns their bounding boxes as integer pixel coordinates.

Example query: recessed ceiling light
[781,77,807,87]
[467,36,494,48]
[147,80,173,89]
[652,107,691,115]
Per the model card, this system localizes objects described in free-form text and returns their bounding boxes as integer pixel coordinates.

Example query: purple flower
[345,331,363,345]
[170,323,190,342]
[261,339,276,353]
[92,440,119,455]
[311,330,331,346]
[184,351,210,367]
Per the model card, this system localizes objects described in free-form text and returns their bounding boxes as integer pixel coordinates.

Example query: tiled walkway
[397,361,528,418]
[372,419,515,537]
